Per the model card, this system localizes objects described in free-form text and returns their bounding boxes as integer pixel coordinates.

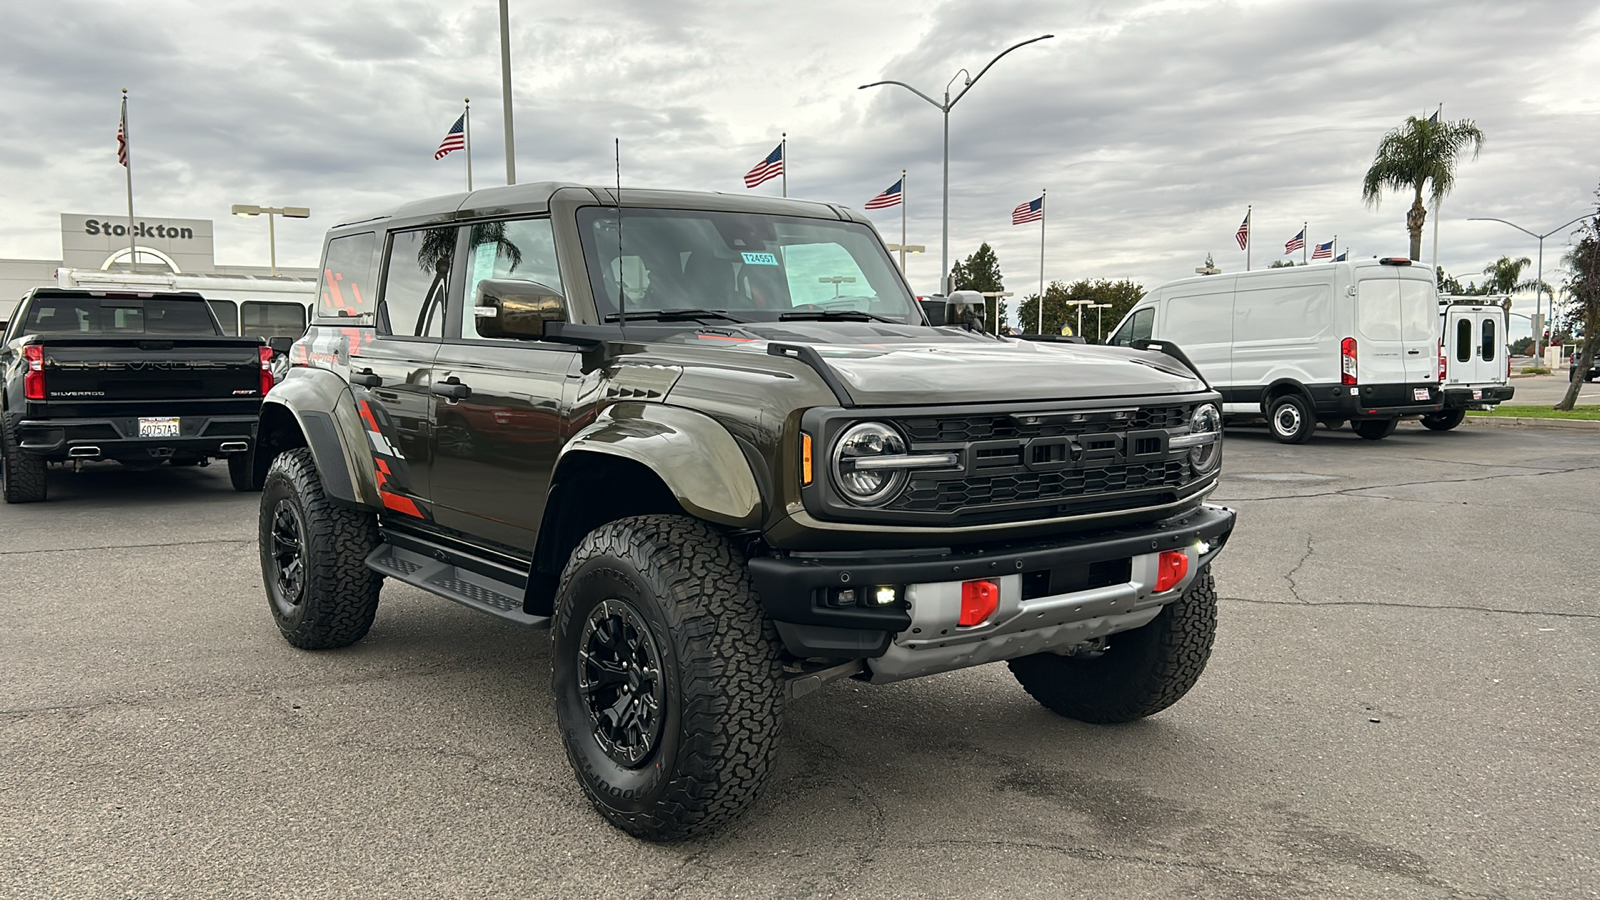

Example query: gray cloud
[0,0,1595,335]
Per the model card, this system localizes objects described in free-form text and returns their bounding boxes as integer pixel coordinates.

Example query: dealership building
[1,213,317,338]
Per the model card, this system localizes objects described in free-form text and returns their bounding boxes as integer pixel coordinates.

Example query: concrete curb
[1462,415,1600,430]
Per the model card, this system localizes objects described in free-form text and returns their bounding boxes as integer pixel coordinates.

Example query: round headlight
[1189,403,1222,473]
[832,422,909,505]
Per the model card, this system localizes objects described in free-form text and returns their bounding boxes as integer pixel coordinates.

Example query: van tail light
[1438,341,1447,382]
[1340,338,1358,385]
[1155,550,1190,593]
[259,346,276,396]
[23,345,45,400]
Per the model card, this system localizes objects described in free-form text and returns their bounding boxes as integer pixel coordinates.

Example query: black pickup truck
[1,288,276,502]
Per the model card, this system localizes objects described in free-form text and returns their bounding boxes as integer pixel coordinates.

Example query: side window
[241,301,309,340]
[1481,318,1496,361]
[318,233,378,320]
[208,299,239,335]
[460,218,563,341]
[379,228,454,339]
[1128,307,1154,343]
[1456,318,1472,362]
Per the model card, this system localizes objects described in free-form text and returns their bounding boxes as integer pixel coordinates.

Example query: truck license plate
[138,417,180,438]
[1413,388,1430,401]
[1472,389,1482,400]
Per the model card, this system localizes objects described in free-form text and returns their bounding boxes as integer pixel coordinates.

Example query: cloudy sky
[3,0,1598,332]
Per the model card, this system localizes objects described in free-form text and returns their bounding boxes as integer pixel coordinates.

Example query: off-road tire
[1420,409,1465,432]
[229,451,263,492]
[1267,394,1315,444]
[552,514,784,841]
[258,447,382,649]
[1352,418,1399,441]
[1009,568,1217,724]
[1,414,47,503]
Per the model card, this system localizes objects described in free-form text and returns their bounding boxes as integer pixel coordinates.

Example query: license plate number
[1413,388,1431,401]
[138,417,180,438]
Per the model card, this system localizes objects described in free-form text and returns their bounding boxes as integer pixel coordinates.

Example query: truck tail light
[959,580,999,626]
[1438,341,1446,382]
[259,346,276,396]
[1340,338,1358,385]
[23,345,44,400]
[1154,550,1190,593]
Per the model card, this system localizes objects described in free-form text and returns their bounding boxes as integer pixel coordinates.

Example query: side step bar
[365,532,550,628]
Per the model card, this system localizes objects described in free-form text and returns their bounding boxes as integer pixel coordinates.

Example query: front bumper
[747,503,1235,680]
[1442,385,1514,409]
[15,415,258,462]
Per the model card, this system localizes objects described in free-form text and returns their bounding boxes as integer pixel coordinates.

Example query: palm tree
[1361,115,1485,261]
[1479,255,1551,309]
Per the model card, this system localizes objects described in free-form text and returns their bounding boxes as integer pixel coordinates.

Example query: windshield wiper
[777,309,898,323]
[604,308,749,324]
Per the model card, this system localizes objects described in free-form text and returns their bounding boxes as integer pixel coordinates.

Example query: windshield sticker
[741,252,779,266]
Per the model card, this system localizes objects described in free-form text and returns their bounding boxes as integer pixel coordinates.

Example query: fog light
[827,588,856,608]
[1154,550,1189,593]
[871,586,899,607]
[959,580,999,626]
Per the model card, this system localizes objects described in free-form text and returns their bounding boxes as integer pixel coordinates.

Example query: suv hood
[667,322,1207,406]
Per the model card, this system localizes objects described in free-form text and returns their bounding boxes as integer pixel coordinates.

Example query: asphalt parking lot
[3,422,1597,899]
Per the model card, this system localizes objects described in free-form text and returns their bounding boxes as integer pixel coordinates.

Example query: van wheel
[1352,418,1398,440]
[1267,395,1314,444]
[1420,410,1465,431]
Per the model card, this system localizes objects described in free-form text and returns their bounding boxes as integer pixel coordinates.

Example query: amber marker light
[801,433,813,485]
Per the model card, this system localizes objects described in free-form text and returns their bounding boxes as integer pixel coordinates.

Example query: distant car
[1572,351,1599,383]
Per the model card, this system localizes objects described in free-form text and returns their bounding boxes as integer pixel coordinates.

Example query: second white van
[1107,258,1442,442]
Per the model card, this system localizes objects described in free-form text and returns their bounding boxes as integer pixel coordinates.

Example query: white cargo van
[1106,258,1442,442]
[1425,296,1513,431]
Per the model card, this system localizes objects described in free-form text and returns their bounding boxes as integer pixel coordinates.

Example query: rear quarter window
[318,232,378,320]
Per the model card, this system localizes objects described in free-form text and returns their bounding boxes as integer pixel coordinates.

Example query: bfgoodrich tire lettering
[1009,568,1217,724]
[258,447,382,649]
[552,514,784,841]
[1,414,47,503]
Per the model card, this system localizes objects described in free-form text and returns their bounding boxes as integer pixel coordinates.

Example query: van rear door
[1354,270,1410,386]
[1445,305,1504,387]
[1397,275,1439,386]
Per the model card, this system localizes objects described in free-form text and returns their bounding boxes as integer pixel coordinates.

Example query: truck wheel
[258,447,382,650]
[1420,409,1465,431]
[552,514,784,841]
[1352,418,1398,441]
[229,451,263,492]
[1267,394,1314,444]
[1009,568,1216,724]
[1,415,47,504]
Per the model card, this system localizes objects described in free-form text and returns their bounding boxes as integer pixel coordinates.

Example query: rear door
[1353,270,1409,386]
[1397,274,1439,385]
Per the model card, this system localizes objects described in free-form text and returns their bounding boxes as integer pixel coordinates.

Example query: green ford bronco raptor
[249,182,1235,840]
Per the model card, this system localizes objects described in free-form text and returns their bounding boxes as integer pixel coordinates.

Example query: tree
[1437,267,1469,295]
[1361,115,1485,261]
[1556,187,1600,411]
[1267,260,1300,268]
[949,243,1006,331]
[1016,278,1144,339]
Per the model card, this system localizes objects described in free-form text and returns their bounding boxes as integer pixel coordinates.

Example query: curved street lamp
[1467,213,1587,361]
[860,34,1054,294]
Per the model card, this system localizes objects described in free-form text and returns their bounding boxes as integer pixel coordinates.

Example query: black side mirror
[267,336,295,355]
[474,279,567,340]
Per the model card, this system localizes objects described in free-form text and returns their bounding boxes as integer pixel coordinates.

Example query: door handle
[349,368,383,387]
[1406,350,1421,355]
[431,378,471,400]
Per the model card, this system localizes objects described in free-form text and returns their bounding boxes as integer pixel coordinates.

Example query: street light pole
[980,290,1014,333]
[1468,214,1587,363]
[1089,302,1110,341]
[859,34,1053,295]
[232,205,311,276]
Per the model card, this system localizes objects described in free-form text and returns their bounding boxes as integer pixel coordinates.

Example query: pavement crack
[1284,534,1314,603]
[1220,596,1600,620]
[0,538,251,556]
[1217,462,1600,503]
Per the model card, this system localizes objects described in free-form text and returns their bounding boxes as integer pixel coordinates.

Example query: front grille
[899,405,1189,443]
[892,460,1187,513]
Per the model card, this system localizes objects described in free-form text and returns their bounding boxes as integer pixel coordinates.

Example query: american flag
[744,143,784,188]
[1334,250,1348,262]
[1234,211,1250,250]
[435,115,466,160]
[864,177,903,210]
[1312,239,1334,260]
[1285,228,1305,254]
[116,110,128,167]
[1012,196,1044,225]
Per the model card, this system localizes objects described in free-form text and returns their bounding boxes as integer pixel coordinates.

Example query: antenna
[615,137,625,336]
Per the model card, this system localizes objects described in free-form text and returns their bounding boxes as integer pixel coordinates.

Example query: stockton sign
[60,212,216,273]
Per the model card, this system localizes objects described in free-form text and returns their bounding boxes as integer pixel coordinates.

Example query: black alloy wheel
[578,598,666,767]
[269,498,308,616]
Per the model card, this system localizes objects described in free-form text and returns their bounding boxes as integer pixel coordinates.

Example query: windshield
[576,207,921,323]
[23,296,220,336]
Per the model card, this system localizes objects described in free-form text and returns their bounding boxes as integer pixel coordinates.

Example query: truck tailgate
[37,337,263,401]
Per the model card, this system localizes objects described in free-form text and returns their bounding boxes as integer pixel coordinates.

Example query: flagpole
[899,168,907,274]
[1302,222,1307,265]
[1037,189,1046,334]
[781,132,787,198]
[1429,103,1442,280]
[1246,205,1252,272]
[463,99,473,192]
[121,89,136,269]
